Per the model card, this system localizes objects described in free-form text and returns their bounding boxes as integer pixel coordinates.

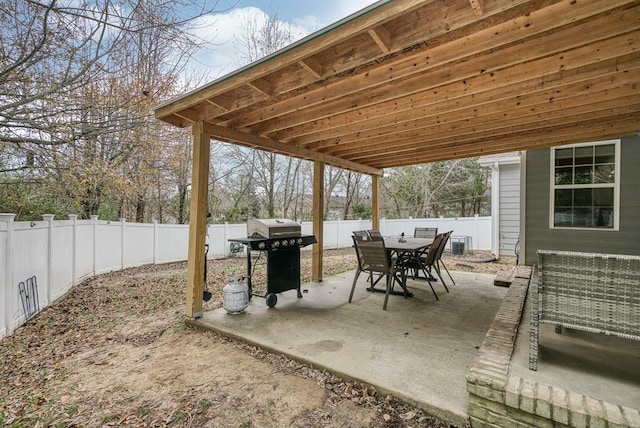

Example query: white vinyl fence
[0,213,490,338]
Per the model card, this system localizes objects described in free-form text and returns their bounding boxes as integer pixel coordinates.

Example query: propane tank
[223,275,248,314]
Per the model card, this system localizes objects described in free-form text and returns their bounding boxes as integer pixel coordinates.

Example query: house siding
[499,164,520,256]
[524,135,640,265]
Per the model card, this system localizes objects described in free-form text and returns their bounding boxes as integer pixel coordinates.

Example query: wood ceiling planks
[155,0,640,175]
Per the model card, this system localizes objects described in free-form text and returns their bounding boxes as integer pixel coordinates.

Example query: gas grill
[229,219,317,308]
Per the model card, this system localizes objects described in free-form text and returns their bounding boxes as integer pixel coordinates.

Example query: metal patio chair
[434,230,455,286]
[349,238,409,310]
[367,229,384,241]
[402,232,447,300]
[414,227,438,240]
[352,231,380,287]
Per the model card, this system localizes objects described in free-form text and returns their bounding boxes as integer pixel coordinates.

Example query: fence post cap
[90,215,98,220]
[42,214,55,221]
[0,213,16,222]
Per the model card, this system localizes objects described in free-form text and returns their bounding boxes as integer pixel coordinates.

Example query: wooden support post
[312,161,324,282]
[371,174,380,230]
[186,121,210,318]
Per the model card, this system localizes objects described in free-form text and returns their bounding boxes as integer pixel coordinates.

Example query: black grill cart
[229,219,316,308]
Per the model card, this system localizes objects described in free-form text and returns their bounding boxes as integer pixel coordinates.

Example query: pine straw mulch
[0,248,509,427]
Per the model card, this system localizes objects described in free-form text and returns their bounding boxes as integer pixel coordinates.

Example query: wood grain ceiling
[155,0,640,176]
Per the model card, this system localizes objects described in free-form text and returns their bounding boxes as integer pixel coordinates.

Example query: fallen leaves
[0,249,476,427]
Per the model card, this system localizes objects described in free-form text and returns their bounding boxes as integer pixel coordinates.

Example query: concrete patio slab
[193,271,507,426]
[192,269,640,426]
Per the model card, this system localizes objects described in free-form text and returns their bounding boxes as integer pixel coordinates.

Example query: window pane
[595,144,615,164]
[594,207,614,228]
[555,148,573,166]
[573,188,592,207]
[554,208,573,227]
[574,166,592,184]
[573,208,592,226]
[555,167,573,185]
[552,143,617,229]
[574,146,593,165]
[555,189,572,207]
[594,164,615,183]
[594,188,614,206]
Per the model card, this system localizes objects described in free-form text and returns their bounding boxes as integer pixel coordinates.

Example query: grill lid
[247,218,301,238]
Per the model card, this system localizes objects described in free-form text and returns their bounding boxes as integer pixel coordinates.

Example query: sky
[185,0,380,83]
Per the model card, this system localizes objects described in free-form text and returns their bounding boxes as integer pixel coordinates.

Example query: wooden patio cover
[155,0,640,317]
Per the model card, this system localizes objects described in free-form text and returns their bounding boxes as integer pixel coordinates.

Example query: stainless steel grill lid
[247,218,301,238]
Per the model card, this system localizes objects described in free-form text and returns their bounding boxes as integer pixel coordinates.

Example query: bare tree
[233,10,307,219]
[1,0,214,145]
[381,159,489,219]
[234,9,300,67]
[341,171,367,220]
[0,0,224,219]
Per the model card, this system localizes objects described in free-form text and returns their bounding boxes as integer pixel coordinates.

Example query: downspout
[491,162,500,259]
[519,151,527,265]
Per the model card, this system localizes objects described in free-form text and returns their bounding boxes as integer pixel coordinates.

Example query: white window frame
[549,139,620,231]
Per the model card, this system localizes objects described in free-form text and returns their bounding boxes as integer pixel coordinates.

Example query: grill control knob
[272,241,280,248]
[289,239,296,246]
[282,240,288,246]
[297,238,303,245]
[258,242,266,249]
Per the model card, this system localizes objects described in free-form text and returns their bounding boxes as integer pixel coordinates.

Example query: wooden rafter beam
[224,0,636,133]
[247,79,273,96]
[469,0,484,17]
[266,27,640,142]
[204,99,228,113]
[155,0,640,174]
[201,122,381,176]
[328,95,640,162]
[210,95,234,111]
[154,0,431,120]
[298,57,323,78]
[340,102,640,163]
[366,112,640,167]
[174,109,198,123]
[368,25,391,53]
[311,66,640,153]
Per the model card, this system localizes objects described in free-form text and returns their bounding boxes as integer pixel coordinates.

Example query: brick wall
[466,269,640,428]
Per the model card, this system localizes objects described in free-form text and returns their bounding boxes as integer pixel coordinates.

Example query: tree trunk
[135,193,146,222]
[178,183,187,224]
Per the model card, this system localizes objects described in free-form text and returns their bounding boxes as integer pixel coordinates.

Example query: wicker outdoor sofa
[529,250,640,370]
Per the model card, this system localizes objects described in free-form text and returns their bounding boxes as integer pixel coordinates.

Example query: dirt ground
[0,248,514,427]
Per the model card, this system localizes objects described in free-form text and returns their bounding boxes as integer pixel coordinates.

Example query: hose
[451,256,497,263]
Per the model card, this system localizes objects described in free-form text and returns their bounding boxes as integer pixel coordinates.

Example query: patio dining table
[364,237,434,297]
[384,236,434,254]
[384,237,435,281]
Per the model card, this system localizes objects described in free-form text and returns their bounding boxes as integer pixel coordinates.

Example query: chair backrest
[367,229,384,241]
[353,230,370,242]
[351,235,366,269]
[414,227,438,240]
[435,230,453,261]
[424,233,446,266]
[356,239,390,273]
